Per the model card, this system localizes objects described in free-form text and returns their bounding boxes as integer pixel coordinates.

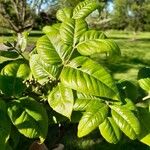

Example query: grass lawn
[106,30,150,81]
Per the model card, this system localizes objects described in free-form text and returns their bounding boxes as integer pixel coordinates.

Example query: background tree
[0,0,59,48]
[58,0,84,7]
[0,0,35,49]
[111,0,129,30]
[128,0,150,32]
[96,0,113,29]
[28,0,57,14]
[0,0,34,33]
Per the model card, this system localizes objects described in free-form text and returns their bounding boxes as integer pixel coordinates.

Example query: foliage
[111,0,150,31]
[111,0,129,30]
[0,0,34,33]
[0,0,149,149]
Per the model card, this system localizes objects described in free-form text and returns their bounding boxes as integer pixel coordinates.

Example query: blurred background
[0,1,150,149]
[0,0,150,34]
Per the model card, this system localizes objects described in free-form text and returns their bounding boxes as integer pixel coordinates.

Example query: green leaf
[46,31,73,63]
[1,59,30,79]
[99,117,121,144]
[0,100,11,150]
[48,83,74,119]
[42,23,60,34]
[123,98,137,111]
[7,97,48,143]
[78,100,108,137]
[138,78,150,93]
[37,31,73,65]
[73,92,102,111]
[0,50,19,58]
[60,56,120,101]
[0,75,26,96]
[56,8,73,22]
[138,107,150,146]
[77,39,120,56]
[73,0,99,19]
[30,54,61,83]
[0,59,30,96]
[138,67,150,93]
[36,35,62,65]
[111,105,140,140]
[60,19,88,46]
[79,30,107,42]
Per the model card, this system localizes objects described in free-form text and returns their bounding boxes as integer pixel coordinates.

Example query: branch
[10,0,19,21]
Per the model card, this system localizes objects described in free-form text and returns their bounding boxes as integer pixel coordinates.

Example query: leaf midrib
[79,104,108,131]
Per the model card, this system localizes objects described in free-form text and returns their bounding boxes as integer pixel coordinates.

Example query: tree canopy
[0,0,150,32]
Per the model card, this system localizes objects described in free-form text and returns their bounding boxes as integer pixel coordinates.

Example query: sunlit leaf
[77,39,120,56]
[78,100,108,137]
[48,83,74,119]
[73,0,99,19]
[79,30,107,42]
[61,56,120,101]
[99,117,121,144]
[60,19,88,46]
[8,97,48,143]
[36,35,61,65]
[138,67,150,93]
[42,23,60,34]
[30,54,61,83]
[111,105,140,140]
[56,8,73,22]
[73,92,102,111]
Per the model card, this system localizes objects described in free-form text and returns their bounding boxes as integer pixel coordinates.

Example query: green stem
[64,47,75,65]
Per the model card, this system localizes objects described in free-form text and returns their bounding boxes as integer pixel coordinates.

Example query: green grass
[105,30,150,81]
[0,36,38,44]
[0,30,42,44]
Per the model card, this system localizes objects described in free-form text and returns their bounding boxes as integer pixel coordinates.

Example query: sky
[27,0,114,13]
[107,1,114,12]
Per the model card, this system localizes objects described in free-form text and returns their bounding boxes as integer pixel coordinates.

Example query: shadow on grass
[59,126,149,150]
